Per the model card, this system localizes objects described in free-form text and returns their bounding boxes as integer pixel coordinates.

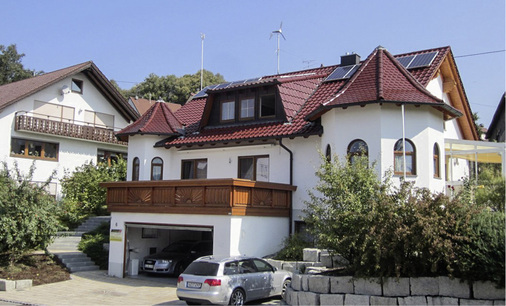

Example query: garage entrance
[124,223,213,276]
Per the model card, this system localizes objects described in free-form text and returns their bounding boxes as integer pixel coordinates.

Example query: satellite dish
[60,85,70,95]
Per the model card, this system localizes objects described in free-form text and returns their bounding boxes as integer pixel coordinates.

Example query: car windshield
[184,261,220,276]
[162,242,194,253]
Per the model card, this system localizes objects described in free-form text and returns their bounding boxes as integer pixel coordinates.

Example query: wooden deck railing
[14,113,127,146]
[100,179,296,217]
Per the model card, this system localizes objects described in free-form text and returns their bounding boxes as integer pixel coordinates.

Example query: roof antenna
[270,22,286,74]
[200,33,205,91]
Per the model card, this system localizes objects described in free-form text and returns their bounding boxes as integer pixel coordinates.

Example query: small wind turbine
[270,22,286,74]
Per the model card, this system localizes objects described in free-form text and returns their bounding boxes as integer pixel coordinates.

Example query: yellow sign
[110,229,122,242]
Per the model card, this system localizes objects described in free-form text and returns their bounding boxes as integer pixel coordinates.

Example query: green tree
[0,162,62,265]
[60,159,126,228]
[304,154,505,285]
[122,70,225,105]
[476,164,505,212]
[0,44,41,85]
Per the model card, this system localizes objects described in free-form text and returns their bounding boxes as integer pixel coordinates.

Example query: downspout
[402,104,407,180]
[278,138,293,234]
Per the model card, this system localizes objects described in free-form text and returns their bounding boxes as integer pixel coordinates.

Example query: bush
[60,159,126,229]
[0,162,63,265]
[78,221,110,270]
[304,154,505,286]
[274,234,313,261]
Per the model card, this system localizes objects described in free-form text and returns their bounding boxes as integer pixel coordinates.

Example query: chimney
[341,53,361,66]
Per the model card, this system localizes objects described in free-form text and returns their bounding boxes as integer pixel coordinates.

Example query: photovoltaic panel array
[396,51,438,69]
[324,64,361,82]
[191,78,262,100]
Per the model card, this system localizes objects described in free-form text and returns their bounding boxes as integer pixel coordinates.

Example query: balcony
[14,112,127,146]
[101,178,297,217]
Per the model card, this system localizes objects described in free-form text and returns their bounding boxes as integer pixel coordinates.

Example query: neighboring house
[486,93,505,142]
[128,96,181,116]
[0,61,138,198]
[103,46,481,277]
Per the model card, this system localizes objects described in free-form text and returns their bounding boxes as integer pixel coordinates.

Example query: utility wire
[455,50,505,58]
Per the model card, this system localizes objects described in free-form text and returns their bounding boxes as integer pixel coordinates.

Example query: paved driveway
[0,270,283,305]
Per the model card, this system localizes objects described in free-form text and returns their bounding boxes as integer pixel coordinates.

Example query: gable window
[132,157,140,181]
[240,98,255,120]
[151,157,163,180]
[394,139,416,175]
[260,94,275,118]
[433,143,440,178]
[181,159,208,179]
[71,79,83,94]
[348,139,369,164]
[238,155,269,181]
[221,101,235,122]
[10,138,58,161]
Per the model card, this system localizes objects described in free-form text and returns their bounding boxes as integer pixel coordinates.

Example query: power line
[454,50,505,58]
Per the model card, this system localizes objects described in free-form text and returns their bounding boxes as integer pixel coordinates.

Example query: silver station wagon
[176,255,292,305]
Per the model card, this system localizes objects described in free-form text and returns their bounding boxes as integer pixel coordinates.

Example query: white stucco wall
[108,212,287,277]
[0,73,130,197]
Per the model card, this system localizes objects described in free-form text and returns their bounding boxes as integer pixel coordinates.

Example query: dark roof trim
[306,100,462,121]
[156,129,323,149]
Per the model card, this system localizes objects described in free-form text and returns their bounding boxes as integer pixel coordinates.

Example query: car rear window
[184,261,220,276]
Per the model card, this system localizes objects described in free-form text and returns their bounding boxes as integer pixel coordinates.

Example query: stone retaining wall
[0,279,32,291]
[286,274,505,305]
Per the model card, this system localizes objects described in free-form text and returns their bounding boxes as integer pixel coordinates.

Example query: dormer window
[71,79,83,94]
[221,100,235,122]
[260,94,275,118]
[240,98,255,120]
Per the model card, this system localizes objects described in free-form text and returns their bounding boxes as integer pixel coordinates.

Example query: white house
[103,46,480,277]
[0,61,138,198]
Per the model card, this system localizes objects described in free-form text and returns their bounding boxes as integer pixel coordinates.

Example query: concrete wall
[108,212,288,277]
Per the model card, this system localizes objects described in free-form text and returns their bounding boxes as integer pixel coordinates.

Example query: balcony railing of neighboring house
[100,178,297,218]
[14,111,127,146]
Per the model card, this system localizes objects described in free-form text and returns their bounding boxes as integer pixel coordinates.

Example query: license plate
[145,264,154,269]
[186,282,202,289]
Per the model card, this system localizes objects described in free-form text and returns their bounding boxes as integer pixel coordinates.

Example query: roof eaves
[0,61,93,112]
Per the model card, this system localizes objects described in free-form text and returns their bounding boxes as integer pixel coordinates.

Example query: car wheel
[281,279,291,300]
[229,288,245,305]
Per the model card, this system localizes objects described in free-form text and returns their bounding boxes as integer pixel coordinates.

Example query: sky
[2,0,505,127]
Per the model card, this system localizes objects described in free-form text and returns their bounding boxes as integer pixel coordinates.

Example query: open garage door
[124,223,213,276]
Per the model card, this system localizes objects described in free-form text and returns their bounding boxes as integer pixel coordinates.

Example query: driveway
[0,270,283,305]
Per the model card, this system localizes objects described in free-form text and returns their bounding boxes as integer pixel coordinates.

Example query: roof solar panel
[408,51,438,69]
[213,82,232,90]
[397,55,415,68]
[325,64,360,82]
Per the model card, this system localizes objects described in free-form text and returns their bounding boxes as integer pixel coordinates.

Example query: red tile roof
[307,46,460,120]
[0,61,138,121]
[129,97,181,115]
[116,101,182,141]
[119,46,467,148]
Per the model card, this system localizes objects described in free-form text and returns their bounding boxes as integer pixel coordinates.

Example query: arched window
[325,144,332,162]
[151,157,163,180]
[132,157,140,181]
[394,139,416,175]
[433,143,440,178]
[347,139,368,164]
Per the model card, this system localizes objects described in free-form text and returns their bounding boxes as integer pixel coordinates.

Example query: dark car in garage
[141,240,212,276]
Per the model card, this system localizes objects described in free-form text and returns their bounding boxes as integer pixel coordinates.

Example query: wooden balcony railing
[14,113,127,146]
[100,179,297,217]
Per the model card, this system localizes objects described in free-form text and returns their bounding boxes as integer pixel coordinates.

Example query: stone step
[69,265,100,272]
